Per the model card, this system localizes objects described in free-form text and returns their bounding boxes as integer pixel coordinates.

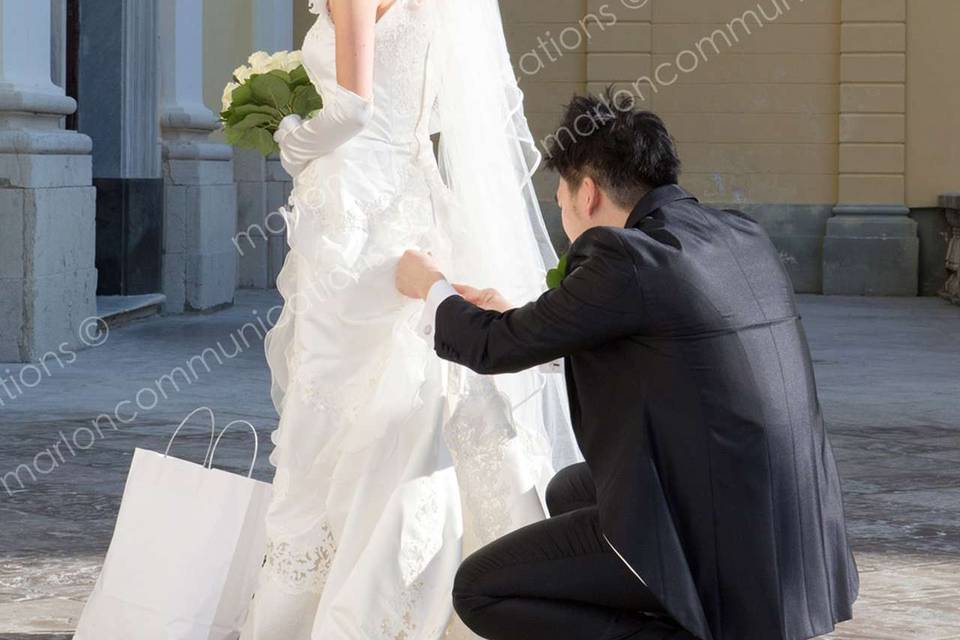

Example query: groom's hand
[453,284,514,313]
[396,249,444,300]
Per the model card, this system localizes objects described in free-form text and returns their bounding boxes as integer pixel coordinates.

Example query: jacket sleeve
[434,227,642,374]
[275,83,374,177]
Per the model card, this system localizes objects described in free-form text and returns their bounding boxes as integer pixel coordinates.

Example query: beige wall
[505,0,841,206]
[502,0,957,209]
[906,0,960,207]
[655,0,839,205]
[502,1,588,200]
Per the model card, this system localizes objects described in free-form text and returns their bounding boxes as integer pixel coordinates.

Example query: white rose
[283,51,304,73]
[247,51,271,74]
[265,51,288,73]
[233,65,253,84]
[222,81,240,111]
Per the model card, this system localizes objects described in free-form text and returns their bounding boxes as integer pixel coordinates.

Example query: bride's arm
[331,0,376,100]
[274,0,378,175]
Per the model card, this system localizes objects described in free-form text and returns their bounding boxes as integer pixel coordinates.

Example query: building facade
[501,0,959,297]
[1,0,956,363]
[0,0,293,363]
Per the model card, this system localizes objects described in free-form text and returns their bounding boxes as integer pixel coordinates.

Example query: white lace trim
[263,522,337,594]
[444,378,519,544]
[363,579,448,640]
[399,477,445,587]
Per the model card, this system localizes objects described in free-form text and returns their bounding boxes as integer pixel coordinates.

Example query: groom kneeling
[396,92,859,640]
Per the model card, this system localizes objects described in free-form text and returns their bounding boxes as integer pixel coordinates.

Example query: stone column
[159,0,237,312]
[823,0,917,295]
[941,194,960,305]
[0,0,97,362]
[236,0,293,290]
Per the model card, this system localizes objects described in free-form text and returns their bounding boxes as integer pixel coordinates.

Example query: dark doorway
[66,0,164,297]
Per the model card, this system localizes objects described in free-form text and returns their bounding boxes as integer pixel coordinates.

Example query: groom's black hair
[544,87,681,210]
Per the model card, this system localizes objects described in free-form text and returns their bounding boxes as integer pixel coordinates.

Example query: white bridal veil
[432,0,582,472]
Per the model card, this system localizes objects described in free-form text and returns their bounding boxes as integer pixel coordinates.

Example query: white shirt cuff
[538,359,564,375]
[417,279,459,342]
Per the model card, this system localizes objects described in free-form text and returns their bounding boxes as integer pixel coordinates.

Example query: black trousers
[453,463,695,640]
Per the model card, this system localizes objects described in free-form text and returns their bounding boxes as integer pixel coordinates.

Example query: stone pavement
[0,291,958,639]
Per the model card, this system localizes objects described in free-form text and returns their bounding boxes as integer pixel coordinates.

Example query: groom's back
[602,193,859,640]
[626,198,798,338]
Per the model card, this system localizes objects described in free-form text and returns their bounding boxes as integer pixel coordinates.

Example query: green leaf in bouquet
[306,91,324,113]
[250,73,292,109]
[297,88,323,118]
[289,65,310,87]
[238,128,278,157]
[236,103,281,117]
[228,104,281,127]
[267,69,293,85]
[230,83,254,108]
[233,112,275,131]
[290,85,316,117]
[223,125,245,145]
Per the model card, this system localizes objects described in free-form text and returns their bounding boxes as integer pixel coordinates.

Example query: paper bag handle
[164,406,216,466]
[207,420,260,478]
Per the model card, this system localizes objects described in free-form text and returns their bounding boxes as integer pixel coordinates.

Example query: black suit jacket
[434,185,859,640]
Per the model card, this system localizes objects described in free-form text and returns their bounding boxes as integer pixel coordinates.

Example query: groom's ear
[579,176,602,219]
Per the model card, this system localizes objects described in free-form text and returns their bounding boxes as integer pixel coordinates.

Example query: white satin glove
[273,84,374,178]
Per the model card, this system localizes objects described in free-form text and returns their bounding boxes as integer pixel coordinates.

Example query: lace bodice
[303,0,439,154]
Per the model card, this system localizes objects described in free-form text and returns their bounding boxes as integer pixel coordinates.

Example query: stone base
[734,204,832,294]
[0,151,97,362]
[823,206,919,297]
[162,151,238,313]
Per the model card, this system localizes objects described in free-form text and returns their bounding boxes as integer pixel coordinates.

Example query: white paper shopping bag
[74,408,273,640]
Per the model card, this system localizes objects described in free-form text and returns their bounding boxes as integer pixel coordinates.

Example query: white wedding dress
[241,1,580,638]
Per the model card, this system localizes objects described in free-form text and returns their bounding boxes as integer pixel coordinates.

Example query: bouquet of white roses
[220,50,323,156]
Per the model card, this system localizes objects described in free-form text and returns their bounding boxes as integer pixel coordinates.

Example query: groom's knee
[452,554,489,631]
[544,470,571,516]
[546,462,593,516]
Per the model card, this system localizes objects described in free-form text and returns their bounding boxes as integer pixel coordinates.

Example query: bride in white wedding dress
[240,1,580,638]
